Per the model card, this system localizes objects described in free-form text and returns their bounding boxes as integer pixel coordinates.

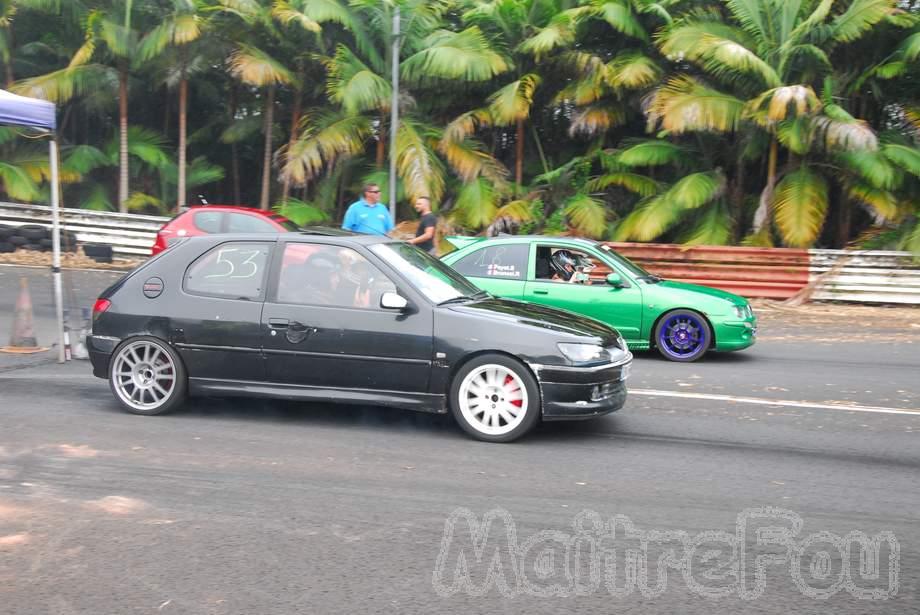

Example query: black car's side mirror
[606,272,624,288]
[380,291,409,310]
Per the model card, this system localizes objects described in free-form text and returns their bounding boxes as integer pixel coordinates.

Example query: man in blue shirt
[341,183,394,235]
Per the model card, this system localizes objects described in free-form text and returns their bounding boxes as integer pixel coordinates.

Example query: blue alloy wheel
[654,309,711,362]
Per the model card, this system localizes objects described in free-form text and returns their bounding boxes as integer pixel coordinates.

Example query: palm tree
[229,45,293,210]
[284,0,511,212]
[648,0,902,246]
[138,0,206,211]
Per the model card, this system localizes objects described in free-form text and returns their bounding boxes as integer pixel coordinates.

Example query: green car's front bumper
[712,315,758,352]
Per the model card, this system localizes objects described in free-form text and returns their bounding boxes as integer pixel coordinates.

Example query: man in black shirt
[407,196,438,255]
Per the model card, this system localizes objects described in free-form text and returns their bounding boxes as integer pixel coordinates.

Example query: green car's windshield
[371,242,484,304]
[598,244,654,279]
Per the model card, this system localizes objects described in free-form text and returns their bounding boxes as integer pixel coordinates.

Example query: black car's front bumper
[530,355,632,421]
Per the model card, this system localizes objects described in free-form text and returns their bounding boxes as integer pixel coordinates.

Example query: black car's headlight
[557,343,610,365]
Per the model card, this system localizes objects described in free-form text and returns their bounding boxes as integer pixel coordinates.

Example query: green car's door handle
[533,289,549,295]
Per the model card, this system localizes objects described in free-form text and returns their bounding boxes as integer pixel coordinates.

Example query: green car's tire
[654,309,711,362]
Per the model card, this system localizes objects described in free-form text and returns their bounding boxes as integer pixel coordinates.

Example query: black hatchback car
[88,232,632,442]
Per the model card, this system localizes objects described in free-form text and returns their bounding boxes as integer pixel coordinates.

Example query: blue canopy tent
[0,89,66,362]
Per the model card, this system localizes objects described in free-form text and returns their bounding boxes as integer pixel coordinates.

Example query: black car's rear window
[184,241,273,300]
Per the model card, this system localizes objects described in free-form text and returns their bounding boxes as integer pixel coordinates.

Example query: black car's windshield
[370,242,483,304]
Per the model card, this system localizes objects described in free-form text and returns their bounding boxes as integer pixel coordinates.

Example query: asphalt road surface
[1,265,919,614]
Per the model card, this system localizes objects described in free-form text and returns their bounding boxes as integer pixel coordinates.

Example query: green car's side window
[452,244,528,281]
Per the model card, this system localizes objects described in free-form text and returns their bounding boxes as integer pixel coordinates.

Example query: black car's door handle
[268,318,290,329]
[533,289,549,295]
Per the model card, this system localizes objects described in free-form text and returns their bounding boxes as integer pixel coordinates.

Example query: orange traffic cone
[1,277,48,354]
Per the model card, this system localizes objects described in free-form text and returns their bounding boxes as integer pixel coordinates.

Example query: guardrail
[0,201,166,256]
[2,202,918,303]
[605,242,920,304]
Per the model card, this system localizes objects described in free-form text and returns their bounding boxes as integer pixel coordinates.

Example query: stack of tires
[0,224,79,254]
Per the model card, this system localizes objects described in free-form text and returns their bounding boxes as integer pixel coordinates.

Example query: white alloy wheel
[111,339,178,413]
[457,364,529,437]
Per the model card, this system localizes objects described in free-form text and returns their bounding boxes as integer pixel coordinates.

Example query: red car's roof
[185,205,280,217]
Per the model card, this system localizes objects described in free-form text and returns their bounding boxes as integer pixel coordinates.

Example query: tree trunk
[229,86,241,204]
[515,118,525,190]
[752,137,778,236]
[281,76,304,204]
[836,191,852,249]
[3,26,15,87]
[376,114,386,168]
[177,75,188,212]
[731,152,746,243]
[259,85,275,211]
[118,63,130,212]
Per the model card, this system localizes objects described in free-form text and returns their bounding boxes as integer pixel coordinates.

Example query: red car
[151,205,300,255]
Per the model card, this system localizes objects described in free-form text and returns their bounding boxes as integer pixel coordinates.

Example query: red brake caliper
[505,375,523,407]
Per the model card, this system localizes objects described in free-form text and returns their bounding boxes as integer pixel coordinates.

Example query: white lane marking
[631,389,920,416]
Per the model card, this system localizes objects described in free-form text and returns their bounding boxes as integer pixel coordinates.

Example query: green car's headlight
[733,305,751,319]
[557,343,609,364]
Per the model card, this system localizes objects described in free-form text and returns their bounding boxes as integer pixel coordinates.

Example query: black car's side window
[452,244,527,280]
[193,211,223,233]
[276,244,397,309]
[184,242,272,300]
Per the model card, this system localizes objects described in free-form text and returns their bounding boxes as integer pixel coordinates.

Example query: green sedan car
[441,235,757,362]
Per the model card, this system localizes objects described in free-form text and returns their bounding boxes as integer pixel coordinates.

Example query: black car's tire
[9,236,27,247]
[108,336,187,415]
[653,309,712,362]
[19,224,48,241]
[449,353,541,443]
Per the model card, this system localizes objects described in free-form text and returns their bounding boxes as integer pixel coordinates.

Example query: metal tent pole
[49,138,66,363]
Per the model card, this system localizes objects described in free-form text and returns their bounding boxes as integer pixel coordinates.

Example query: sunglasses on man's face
[367,190,381,194]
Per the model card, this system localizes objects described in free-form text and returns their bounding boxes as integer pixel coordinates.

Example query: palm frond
[488,74,541,125]
[564,193,607,238]
[661,27,781,87]
[811,105,877,151]
[494,199,534,223]
[839,150,903,190]
[593,0,648,41]
[568,105,627,137]
[724,0,769,47]
[64,145,111,175]
[831,0,895,43]
[443,108,492,143]
[437,135,508,184]
[648,76,745,134]
[452,177,499,229]
[229,45,293,87]
[325,44,390,114]
[12,64,114,104]
[284,111,370,185]
[772,167,828,247]
[273,197,329,225]
[681,201,732,245]
[846,181,900,222]
[587,172,660,197]
[0,161,41,201]
[82,184,114,211]
[396,119,445,203]
[518,11,579,57]
[882,143,920,178]
[272,0,322,32]
[617,139,687,167]
[747,85,821,122]
[124,191,165,214]
[402,27,510,83]
[615,171,724,241]
[608,52,661,90]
